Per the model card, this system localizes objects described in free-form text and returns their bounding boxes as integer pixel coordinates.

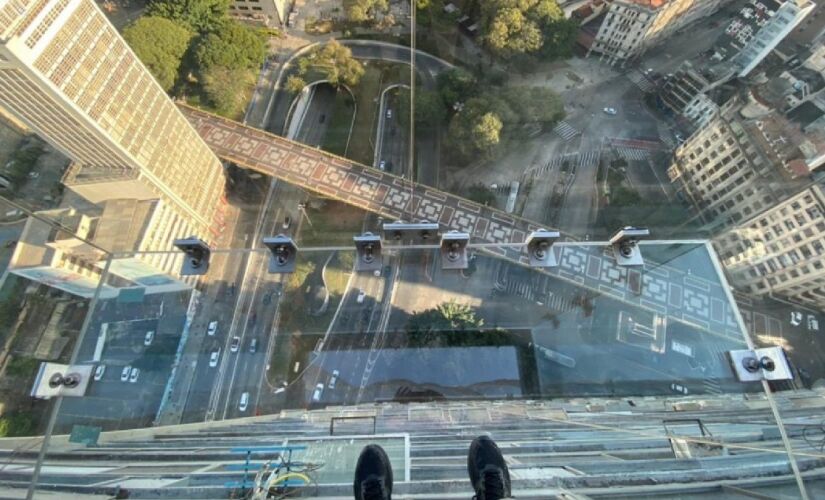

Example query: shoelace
[361,477,387,500]
[473,468,506,500]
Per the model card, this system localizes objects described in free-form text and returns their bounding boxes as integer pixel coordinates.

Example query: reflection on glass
[0,0,822,497]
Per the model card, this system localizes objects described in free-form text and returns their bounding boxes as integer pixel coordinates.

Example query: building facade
[714,183,825,309]
[229,0,288,27]
[588,0,730,64]
[0,0,227,272]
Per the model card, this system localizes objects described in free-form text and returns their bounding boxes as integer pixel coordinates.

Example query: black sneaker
[353,444,393,500]
[468,435,511,500]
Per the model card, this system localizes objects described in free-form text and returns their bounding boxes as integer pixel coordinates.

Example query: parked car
[239,392,249,412]
[207,321,218,336]
[356,289,366,304]
[328,369,340,389]
[603,107,617,115]
[93,365,106,381]
[144,331,154,346]
[312,383,325,401]
[120,366,131,382]
[249,338,258,353]
[791,311,803,326]
[209,349,221,368]
[230,336,241,352]
[129,367,140,383]
[378,160,386,170]
[808,314,820,332]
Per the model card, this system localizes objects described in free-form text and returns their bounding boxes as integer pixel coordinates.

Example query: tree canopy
[436,68,477,109]
[397,89,447,127]
[194,21,266,71]
[297,40,365,88]
[123,16,193,91]
[480,0,575,59]
[146,0,230,32]
[343,0,389,22]
[202,65,253,116]
[406,301,484,334]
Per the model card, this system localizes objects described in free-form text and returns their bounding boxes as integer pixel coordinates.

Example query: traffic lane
[329,271,385,334]
[296,84,335,147]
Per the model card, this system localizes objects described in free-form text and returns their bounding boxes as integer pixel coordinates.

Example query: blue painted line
[224,480,307,488]
[230,445,308,453]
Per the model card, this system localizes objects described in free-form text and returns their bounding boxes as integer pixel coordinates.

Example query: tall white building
[588,0,731,64]
[0,0,227,274]
[714,183,825,309]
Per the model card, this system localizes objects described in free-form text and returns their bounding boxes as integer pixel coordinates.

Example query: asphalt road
[295,84,335,147]
[375,90,408,177]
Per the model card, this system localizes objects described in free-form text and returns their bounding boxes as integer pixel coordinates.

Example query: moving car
[249,338,257,353]
[356,289,366,304]
[378,160,386,170]
[791,311,803,326]
[207,321,218,336]
[674,133,686,143]
[328,369,340,389]
[209,349,221,367]
[120,366,131,382]
[808,314,820,332]
[239,392,249,412]
[129,367,140,383]
[282,216,292,229]
[386,109,392,119]
[670,382,689,395]
[373,268,381,277]
[319,114,326,124]
[230,336,241,353]
[144,331,154,346]
[93,365,106,381]
[603,107,617,115]
[312,383,325,401]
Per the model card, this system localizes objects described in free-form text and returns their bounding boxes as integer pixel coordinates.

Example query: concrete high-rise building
[229,0,288,27]
[666,98,816,231]
[0,0,227,272]
[588,0,732,64]
[714,183,825,309]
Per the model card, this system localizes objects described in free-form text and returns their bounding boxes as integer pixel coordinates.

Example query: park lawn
[321,89,356,157]
[298,200,366,247]
[347,64,383,166]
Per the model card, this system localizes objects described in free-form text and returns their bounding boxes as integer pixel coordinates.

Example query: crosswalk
[658,129,676,149]
[526,149,600,178]
[628,70,655,93]
[553,120,580,141]
[500,278,575,313]
[614,147,649,162]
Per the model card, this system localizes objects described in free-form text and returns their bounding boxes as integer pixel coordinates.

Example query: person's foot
[353,444,393,500]
[468,435,511,500]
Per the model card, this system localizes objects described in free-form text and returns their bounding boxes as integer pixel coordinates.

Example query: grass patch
[298,200,366,247]
[322,89,356,157]
[347,64,383,165]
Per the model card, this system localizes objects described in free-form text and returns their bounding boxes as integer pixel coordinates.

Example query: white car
[120,366,131,382]
[93,365,106,381]
[209,349,221,367]
[603,107,617,115]
[670,382,689,395]
[207,321,218,336]
[144,331,154,346]
[386,109,392,119]
[791,311,803,326]
[129,367,140,383]
[230,336,241,353]
[328,369,340,389]
[373,269,381,277]
[239,392,249,412]
[356,289,366,304]
[378,160,386,170]
[808,315,820,332]
[312,382,325,402]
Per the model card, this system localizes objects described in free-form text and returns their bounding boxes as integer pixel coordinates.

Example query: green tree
[500,86,565,125]
[343,0,389,22]
[406,301,484,334]
[123,17,193,91]
[202,66,252,116]
[146,0,230,32]
[6,356,39,378]
[397,89,447,127]
[297,41,364,88]
[194,21,266,71]
[447,96,509,161]
[473,113,503,150]
[0,412,35,437]
[285,75,307,94]
[480,0,571,58]
[436,68,477,108]
[466,184,496,205]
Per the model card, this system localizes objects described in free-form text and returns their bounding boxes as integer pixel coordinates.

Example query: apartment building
[667,99,812,231]
[229,0,288,27]
[714,183,825,309]
[0,0,227,275]
[588,0,730,64]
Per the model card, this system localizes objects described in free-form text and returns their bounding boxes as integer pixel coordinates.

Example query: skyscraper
[0,0,226,267]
